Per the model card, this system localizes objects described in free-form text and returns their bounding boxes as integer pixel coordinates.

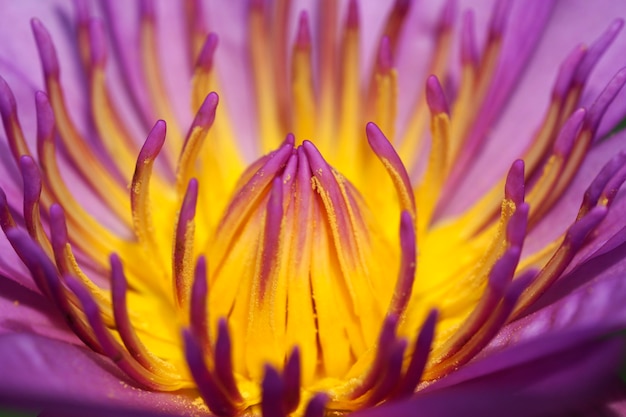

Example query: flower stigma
[1,0,626,416]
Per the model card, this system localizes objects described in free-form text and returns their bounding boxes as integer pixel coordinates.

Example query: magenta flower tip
[31,18,59,77]
[139,0,155,20]
[552,44,586,99]
[303,393,329,417]
[346,0,359,29]
[196,33,219,70]
[554,108,586,156]
[488,248,520,293]
[0,76,16,119]
[489,0,512,37]
[139,120,167,161]
[296,12,312,48]
[425,75,449,115]
[73,0,89,24]
[504,159,525,205]
[587,66,626,133]
[377,36,393,72]
[192,92,219,129]
[574,18,624,84]
[461,10,478,65]
[437,0,457,32]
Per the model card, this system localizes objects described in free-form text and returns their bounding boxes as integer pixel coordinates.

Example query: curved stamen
[19,156,51,255]
[67,274,186,391]
[393,309,438,398]
[366,122,416,219]
[173,178,199,311]
[283,348,302,414]
[49,204,114,322]
[190,255,210,351]
[262,365,286,417]
[303,394,329,417]
[5,228,101,352]
[215,319,243,404]
[0,76,31,161]
[131,120,168,270]
[388,211,417,318]
[177,93,218,196]
[110,253,180,378]
[31,18,132,225]
[183,329,240,416]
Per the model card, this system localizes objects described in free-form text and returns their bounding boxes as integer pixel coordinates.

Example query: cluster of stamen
[0,0,626,416]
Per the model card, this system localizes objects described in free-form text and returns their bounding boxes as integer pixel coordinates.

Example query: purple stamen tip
[600,153,626,205]
[35,90,55,141]
[49,203,69,251]
[19,155,42,205]
[365,122,386,148]
[283,133,295,148]
[74,0,90,24]
[183,329,237,416]
[139,0,155,19]
[554,108,586,157]
[437,0,456,32]
[140,120,166,161]
[109,252,125,281]
[261,365,285,417]
[583,152,626,207]
[251,0,264,11]
[394,0,412,16]
[504,159,525,205]
[552,44,586,100]
[575,19,624,84]
[296,11,312,48]
[214,318,243,403]
[425,75,449,115]
[395,308,438,396]
[283,347,301,413]
[303,393,329,417]
[196,33,219,70]
[377,36,393,72]
[489,0,512,37]
[31,18,60,77]
[88,18,107,66]
[461,10,477,65]
[566,205,608,249]
[488,246,521,294]
[0,76,17,119]
[302,140,328,174]
[193,92,219,129]
[191,256,208,306]
[587,66,626,134]
[346,0,359,29]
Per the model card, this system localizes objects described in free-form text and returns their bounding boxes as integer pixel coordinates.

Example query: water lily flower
[2,0,626,416]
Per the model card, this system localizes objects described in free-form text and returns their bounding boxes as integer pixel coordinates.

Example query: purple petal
[0,277,78,344]
[0,333,207,417]
[352,334,623,417]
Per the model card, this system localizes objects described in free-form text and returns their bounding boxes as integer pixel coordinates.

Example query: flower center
[0,1,625,416]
